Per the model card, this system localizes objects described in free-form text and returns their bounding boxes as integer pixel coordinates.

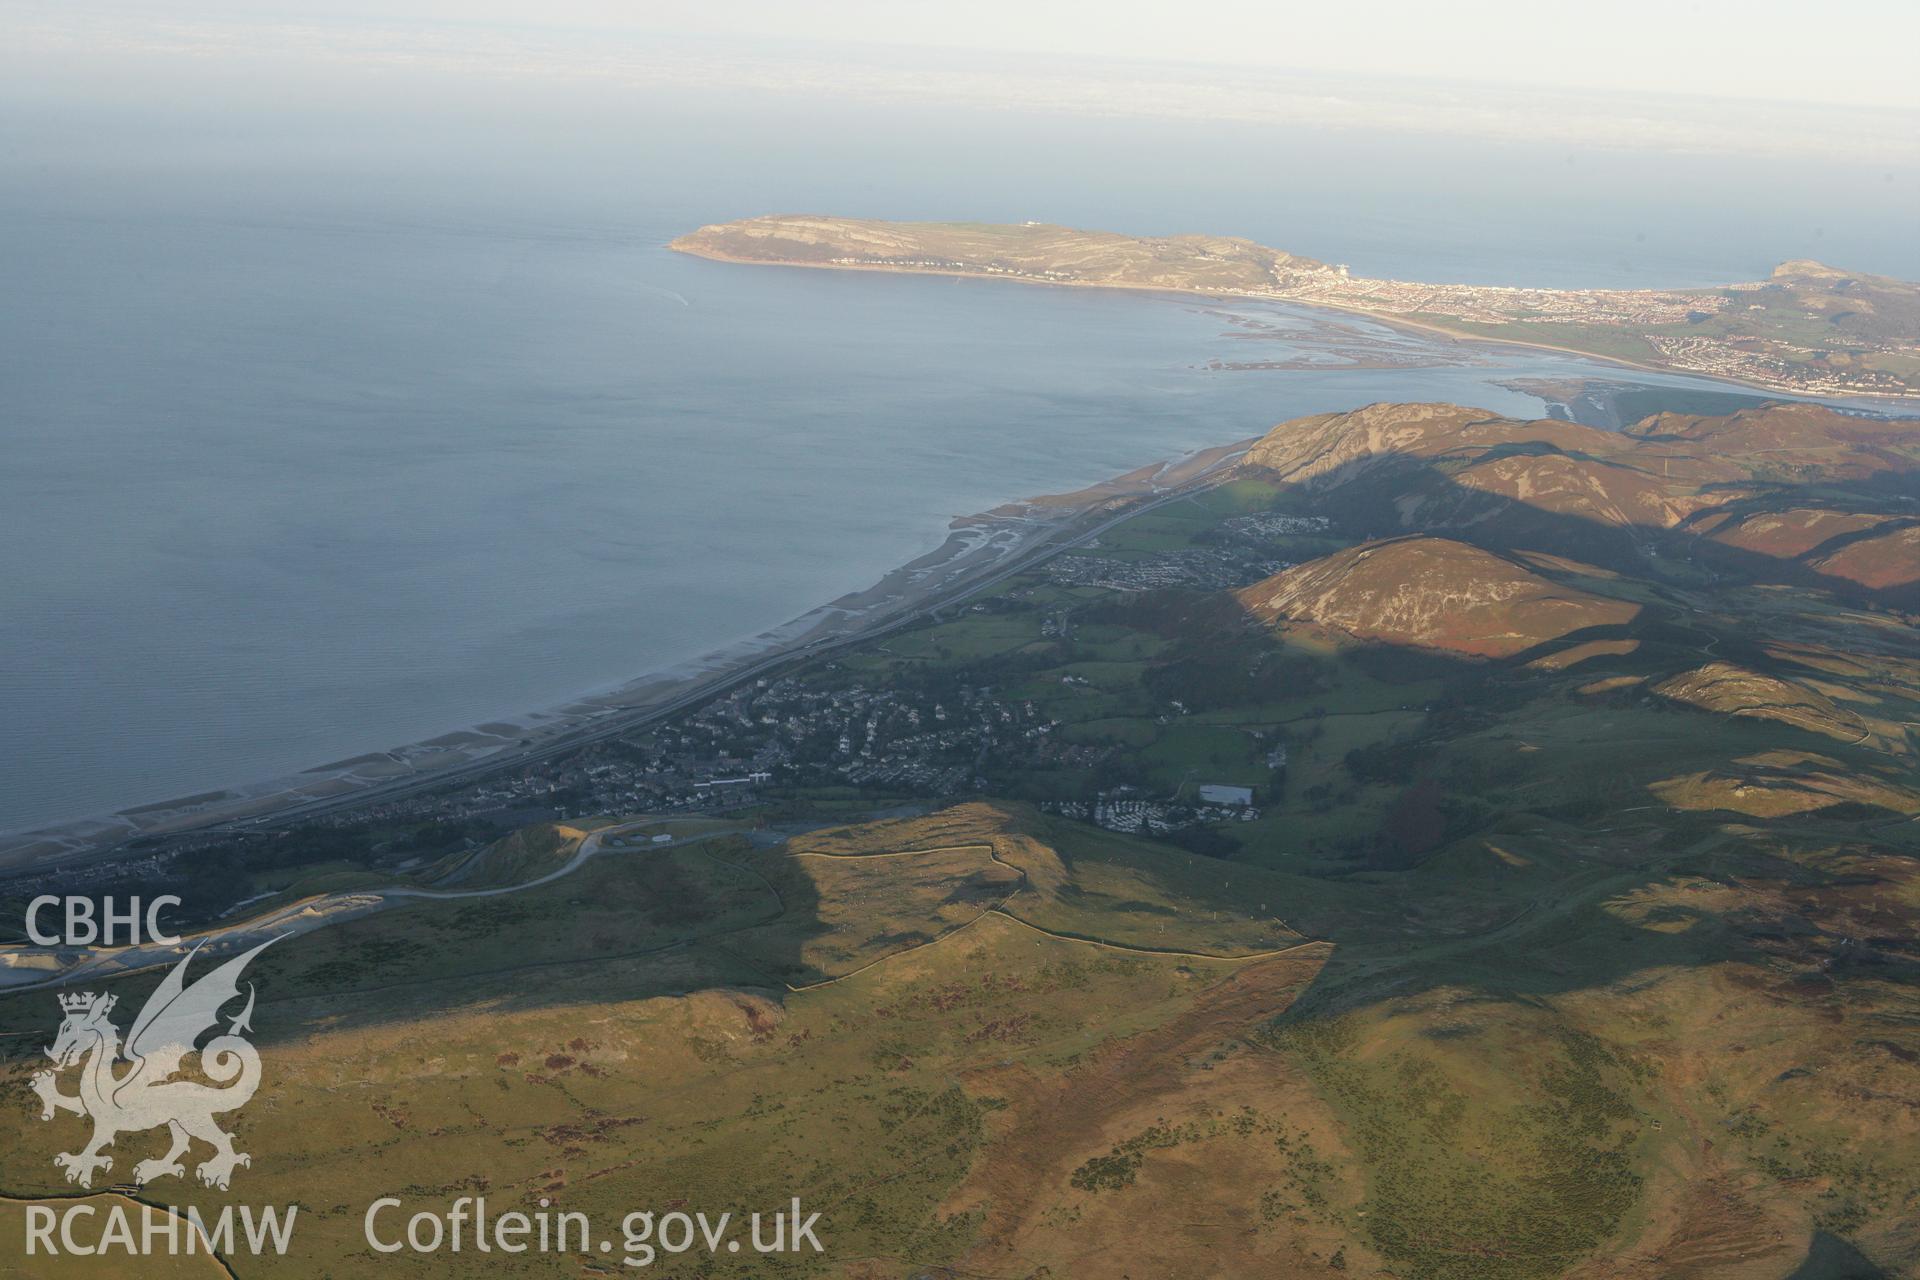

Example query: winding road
[0,819,696,996]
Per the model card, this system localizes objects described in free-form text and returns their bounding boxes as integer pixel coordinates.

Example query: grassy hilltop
[5,401,1920,1278]
[671,214,1330,294]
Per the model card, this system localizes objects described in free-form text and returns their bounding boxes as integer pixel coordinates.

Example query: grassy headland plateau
[673,216,1920,399]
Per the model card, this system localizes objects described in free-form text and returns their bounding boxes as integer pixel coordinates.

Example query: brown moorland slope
[1238,400,1920,601]
[1237,536,1639,658]
[6,402,1919,1280]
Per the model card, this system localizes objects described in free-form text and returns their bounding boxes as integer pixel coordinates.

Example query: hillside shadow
[1211,435,1920,1013]
[0,832,840,1054]
[1278,415,1920,612]
[6,414,1918,1058]
[1787,1231,1890,1280]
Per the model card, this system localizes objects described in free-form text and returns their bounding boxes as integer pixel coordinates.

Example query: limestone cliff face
[1235,536,1639,659]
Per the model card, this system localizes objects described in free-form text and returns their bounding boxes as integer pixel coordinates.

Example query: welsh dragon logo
[30,937,278,1190]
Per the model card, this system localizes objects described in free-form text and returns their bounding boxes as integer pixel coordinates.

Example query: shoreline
[13,247,1905,871]
[0,440,1251,872]
[669,241,1920,408]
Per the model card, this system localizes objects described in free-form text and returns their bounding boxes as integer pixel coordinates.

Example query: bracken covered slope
[1240,400,1920,601]
[5,400,1918,1280]
[1238,536,1640,658]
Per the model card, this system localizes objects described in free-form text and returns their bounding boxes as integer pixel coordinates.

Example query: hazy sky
[38,0,1920,111]
[5,0,1917,167]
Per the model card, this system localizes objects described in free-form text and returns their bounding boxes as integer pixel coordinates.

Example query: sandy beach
[0,440,1250,873]
[671,240,1920,408]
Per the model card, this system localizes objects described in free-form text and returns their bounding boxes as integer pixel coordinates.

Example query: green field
[9,402,1920,1277]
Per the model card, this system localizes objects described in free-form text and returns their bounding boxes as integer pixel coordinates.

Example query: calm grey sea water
[4,100,1915,833]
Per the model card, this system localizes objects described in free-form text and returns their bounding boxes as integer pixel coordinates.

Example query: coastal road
[51,446,1250,862]
[0,819,712,994]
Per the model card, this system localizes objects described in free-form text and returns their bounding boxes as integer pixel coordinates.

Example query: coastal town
[1271,269,1920,397]
[324,507,1308,832]
[10,654,1267,915]
[1273,270,1714,328]
[11,13,1920,1274]
[7,514,1310,916]
[689,217,1920,400]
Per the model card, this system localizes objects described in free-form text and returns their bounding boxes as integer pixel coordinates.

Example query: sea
[4,87,1917,834]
